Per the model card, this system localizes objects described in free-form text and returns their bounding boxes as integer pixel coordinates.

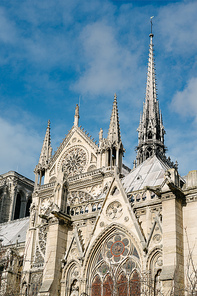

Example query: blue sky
[0,0,197,180]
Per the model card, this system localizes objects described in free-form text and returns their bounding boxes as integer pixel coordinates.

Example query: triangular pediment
[86,171,146,254]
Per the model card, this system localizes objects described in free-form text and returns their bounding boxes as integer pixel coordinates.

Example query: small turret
[98,94,124,173]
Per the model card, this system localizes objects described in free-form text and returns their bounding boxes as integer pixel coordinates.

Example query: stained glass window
[92,275,101,296]
[103,275,113,296]
[129,271,141,296]
[117,273,128,296]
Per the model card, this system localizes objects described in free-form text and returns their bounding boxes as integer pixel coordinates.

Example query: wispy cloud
[72,21,142,97]
[158,1,197,55]
[171,77,197,120]
[0,116,41,179]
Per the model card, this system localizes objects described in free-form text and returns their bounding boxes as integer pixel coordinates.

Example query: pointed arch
[148,131,152,139]
[61,260,80,296]
[83,224,142,296]
[146,247,163,293]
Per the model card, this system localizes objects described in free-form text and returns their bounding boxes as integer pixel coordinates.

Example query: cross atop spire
[150,16,154,36]
[136,23,166,165]
[107,93,121,145]
[38,120,52,168]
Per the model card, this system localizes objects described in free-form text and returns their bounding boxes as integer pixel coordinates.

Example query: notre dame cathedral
[0,29,197,296]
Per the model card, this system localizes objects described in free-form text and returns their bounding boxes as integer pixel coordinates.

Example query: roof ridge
[0,216,29,227]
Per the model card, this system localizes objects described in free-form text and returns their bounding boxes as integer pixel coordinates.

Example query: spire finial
[74,104,80,126]
[114,93,117,101]
[150,16,154,38]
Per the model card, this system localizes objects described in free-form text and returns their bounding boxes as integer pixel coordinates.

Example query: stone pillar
[160,193,184,295]
[115,148,119,168]
[39,217,69,295]
[35,172,39,187]
[9,183,17,221]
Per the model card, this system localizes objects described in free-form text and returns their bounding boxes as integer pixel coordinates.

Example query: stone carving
[40,199,59,219]
[124,216,129,222]
[156,256,163,267]
[68,191,94,204]
[100,221,104,227]
[153,234,162,243]
[70,279,79,296]
[103,182,111,194]
[40,199,53,216]
[155,270,162,295]
[62,147,87,176]
[72,267,79,278]
[35,246,44,264]
[38,225,47,255]
[106,201,123,220]
[30,203,36,227]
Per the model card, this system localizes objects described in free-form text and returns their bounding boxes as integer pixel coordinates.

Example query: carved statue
[70,279,79,296]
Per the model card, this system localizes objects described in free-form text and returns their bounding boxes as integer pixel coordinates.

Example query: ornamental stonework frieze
[38,224,48,256]
[68,191,94,205]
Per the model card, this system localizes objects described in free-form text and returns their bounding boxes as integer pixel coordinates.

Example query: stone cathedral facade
[0,31,197,296]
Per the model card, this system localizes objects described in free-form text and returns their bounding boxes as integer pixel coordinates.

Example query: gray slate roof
[0,217,29,246]
[122,154,171,193]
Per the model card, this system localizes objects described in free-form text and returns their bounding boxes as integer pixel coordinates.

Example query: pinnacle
[107,94,121,145]
[38,120,52,168]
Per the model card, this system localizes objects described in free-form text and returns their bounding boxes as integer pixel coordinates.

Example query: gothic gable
[87,171,146,254]
[44,126,98,183]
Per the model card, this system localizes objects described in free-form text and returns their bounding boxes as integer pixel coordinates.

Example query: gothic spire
[107,93,121,145]
[136,20,166,165]
[38,120,52,168]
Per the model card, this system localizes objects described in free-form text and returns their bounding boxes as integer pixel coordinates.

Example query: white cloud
[171,77,197,119]
[0,117,42,179]
[72,21,141,96]
[158,1,197,54]
[0,8,18,44]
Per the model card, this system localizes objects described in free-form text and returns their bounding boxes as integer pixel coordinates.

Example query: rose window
[106,234,129,263]
[62,147,87,176]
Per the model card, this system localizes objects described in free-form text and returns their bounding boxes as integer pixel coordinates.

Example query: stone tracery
[61,147,88,176]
